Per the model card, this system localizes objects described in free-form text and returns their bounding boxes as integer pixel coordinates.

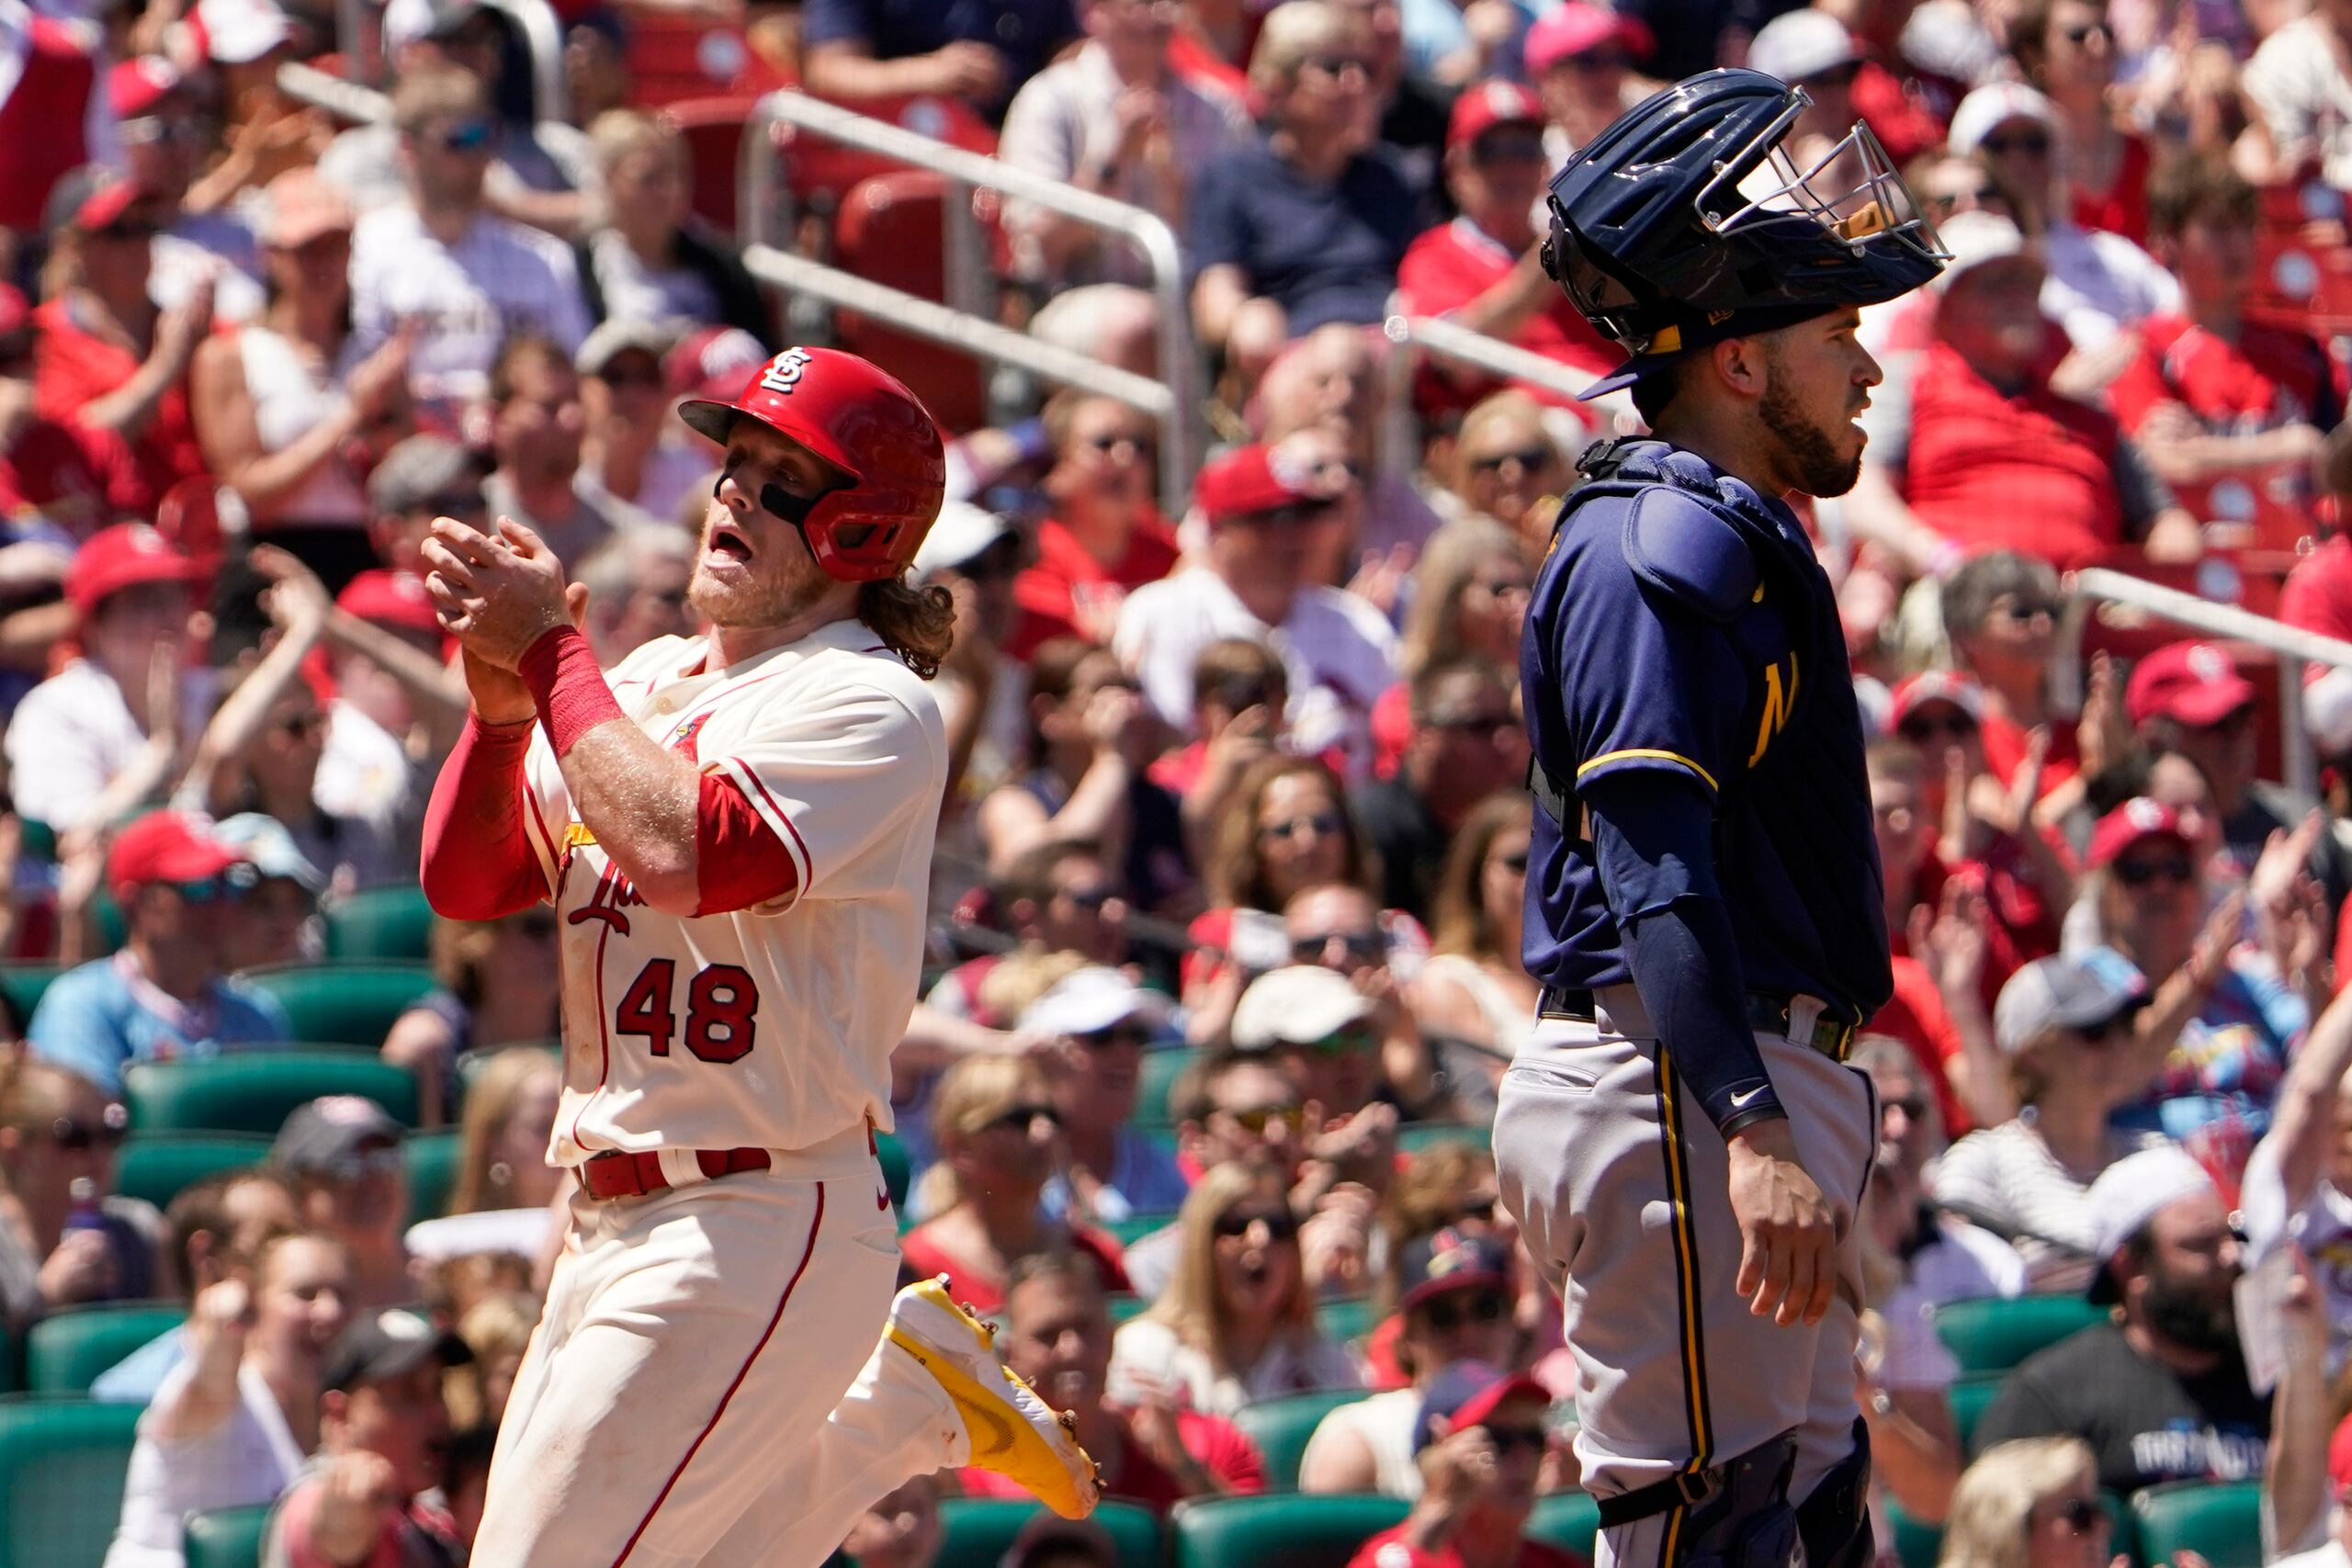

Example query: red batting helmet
[677,346,946,582]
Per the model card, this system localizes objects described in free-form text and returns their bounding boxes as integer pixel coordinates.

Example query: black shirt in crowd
[1970,1321,2272,1495]
[1351,774,1447,923]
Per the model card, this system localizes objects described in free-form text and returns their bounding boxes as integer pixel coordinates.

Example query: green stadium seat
[1526,1490,1601,1560]
[0,1396,143,1568]
[2131,1479,2262,1568]
[1102,1211,1179,1248]
[1317,1295,1382,1347]
[1882,1496,1944,1568]
[126,1051,421,1135]
[235,962,437,1047]
[0,964,62,1028]
[28,1302,188,1394]
[876,1130,910,1211]
[1950,1371,2007,1452]
[1105,1292,1152,1325]
[116,1133,275,1210]
[936,1498,1161,1565]
[1396,1122,1494,1156]
[1136,1047,1199,1128]
[1933,1294,2108,1375]
[404,1129,463,1226]
[323,886,437,962]
[1231,1388,1371,1491]
[184,1504,272,1568]
[1171,1491,1408,1568]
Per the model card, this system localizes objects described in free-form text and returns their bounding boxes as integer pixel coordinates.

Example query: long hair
[1430,792,1533,961]
[449,1047,560,1215]
[1396,517,1523,681]
[1146,1162,1316,1369]
[1205,753,1377,911]
[1938,1438,2098,1568]
[859,576,956,681]
[1019,637,1108,771]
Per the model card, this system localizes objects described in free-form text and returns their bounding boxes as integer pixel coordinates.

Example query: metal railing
[278,60,390,123]
[2055,565,2352,799]
[739,91,1196,512]
[1377,310,1635,477]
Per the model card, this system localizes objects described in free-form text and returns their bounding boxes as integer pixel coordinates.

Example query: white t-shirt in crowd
[2240,1130,2352,1375]
[1106,1314,1363,1418]
[104,1358,306,1568]
[313,699,420,851]
[2245,17,2352,193]
[346,202,589,408]
[1114,568,1397,781]
[1877,1216,2029,1393]
[3,660,209,834]
[1298,1386,1423,1500]
[2040,221,2181,354]
[2277,1542,2352,1568]
[1930,1112,2165,1292]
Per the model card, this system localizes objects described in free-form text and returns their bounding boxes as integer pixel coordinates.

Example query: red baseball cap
[2329,1411,2352,1494]
[1524,3,1650,72]
[2126,642,2256,728]
[1887,670,1985,731]
[107,810,245,895]
[2086,796,2193,868]
[1447,79,1545,151]
[108,57,182,119]
[664,324,770,403]
[67,524,197,617]
[335,570,442,637]
[1194,441,1347,526]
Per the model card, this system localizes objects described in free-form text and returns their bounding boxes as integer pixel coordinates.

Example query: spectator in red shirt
[1345,1362,1586,1568]
[2108,156,2338,553]
[0,280,141,538]
[897,1053,1130,1314]
[1847,209,2200,571]
[0,0,101,243]
[1395,78,1616,418]
[1010,390,1180,660]
[957,1250,1266,1514]
[1940,550,2104,807]
[33,166,214,518]
[2007,0,2151,243]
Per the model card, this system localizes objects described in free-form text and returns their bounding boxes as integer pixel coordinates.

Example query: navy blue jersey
[1519,439,1893,1021]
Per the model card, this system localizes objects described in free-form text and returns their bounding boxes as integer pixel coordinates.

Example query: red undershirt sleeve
[420,716,548,920]
[694,772,800,915]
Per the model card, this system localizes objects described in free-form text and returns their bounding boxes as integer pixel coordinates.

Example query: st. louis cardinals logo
[758,347,814,396]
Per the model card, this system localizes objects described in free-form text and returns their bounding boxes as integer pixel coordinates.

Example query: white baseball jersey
[516,619,947,1163]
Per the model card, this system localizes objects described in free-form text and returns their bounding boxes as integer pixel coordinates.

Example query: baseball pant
[473,1128,969,1568]
[1493,985,1875,1568]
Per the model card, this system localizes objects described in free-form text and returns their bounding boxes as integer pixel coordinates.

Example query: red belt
[580,1146,772,1201]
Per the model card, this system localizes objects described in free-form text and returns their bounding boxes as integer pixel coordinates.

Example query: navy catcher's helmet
[1544,68,1945,395]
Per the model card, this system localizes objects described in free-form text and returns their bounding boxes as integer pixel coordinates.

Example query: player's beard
[1757,344,1865,499]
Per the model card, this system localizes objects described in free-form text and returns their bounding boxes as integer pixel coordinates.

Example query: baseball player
[1492,72,1945,1568]
[416,345,1098,1565]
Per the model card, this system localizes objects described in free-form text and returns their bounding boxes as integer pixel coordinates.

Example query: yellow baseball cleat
[885,1276,1101,1518]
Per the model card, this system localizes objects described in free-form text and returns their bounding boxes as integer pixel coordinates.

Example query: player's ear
[1712,335,1767,400]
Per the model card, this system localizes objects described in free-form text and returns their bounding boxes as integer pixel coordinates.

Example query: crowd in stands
[11,0,2352,1563]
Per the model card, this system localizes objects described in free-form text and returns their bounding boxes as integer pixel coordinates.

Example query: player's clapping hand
[310,1450,403,1566]
[423,516,579,671]
[1724,1117,1845,1328]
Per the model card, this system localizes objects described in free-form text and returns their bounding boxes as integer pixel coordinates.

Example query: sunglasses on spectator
[1472,578,1531,601]
[49,1111,127,1151]
[1478,1424,1548,1457]
[2036,1496,2101,1535]
[1076,1023,1152,1051]
[1430,709,1517,738]
[1496,850,1530,874]
[1802,62,1862,89]
[1417,1289,1510,1333]
[1470,446,1555,475]
[92,220,160,243]
[1229,1103,1306,1134]
[1881,1094,1929,1122]
[2072,1011,2134,1044]
[1261,811,1344,843]
[2111,854,2193,888]
[1926,185,1998,213]
[1057,885,1114,911]
[2061,20,2109,43]
[1214,1206,1300,1240]
[1294,929,1384,964]
[171,876,232,904]
[1996,599,2058,624]
[1566,48,1627,70]
[119,116,198,147]
[439,118,495,152]
[1237,501,1340,528]
[1448,1193,1499,1224]
[1086,432,1156,457]
[1471,132,1547,166]
[1980,130,2052,157]
[1897,712,1977,742]
[987,1103,1061,1134]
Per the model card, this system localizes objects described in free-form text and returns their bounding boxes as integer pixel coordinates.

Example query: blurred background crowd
[6,0,2352,1563]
